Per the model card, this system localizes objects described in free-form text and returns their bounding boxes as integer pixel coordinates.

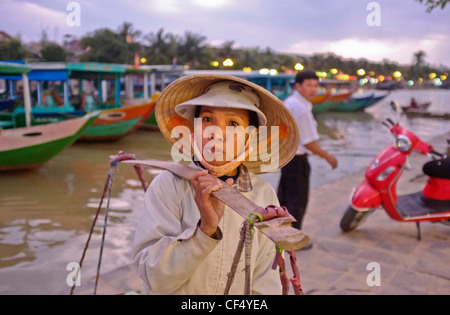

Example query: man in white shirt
[277,71,338,247]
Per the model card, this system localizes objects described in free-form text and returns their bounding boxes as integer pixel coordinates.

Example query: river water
[0,89,449,294]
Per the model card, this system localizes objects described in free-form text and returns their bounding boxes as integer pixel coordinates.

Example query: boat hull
[313,100,343,115]
[80,103,155,141]
[133,93,160,131]
[331,94,388,112]
[312,91,354,115]
[16,102,155,141]
[0,112,98,171]
[138,111,159,131]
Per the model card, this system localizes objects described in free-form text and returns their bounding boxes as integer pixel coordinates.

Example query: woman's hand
[190,170,234,237]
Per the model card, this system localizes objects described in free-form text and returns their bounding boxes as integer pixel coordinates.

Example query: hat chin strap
[192,129,256,177]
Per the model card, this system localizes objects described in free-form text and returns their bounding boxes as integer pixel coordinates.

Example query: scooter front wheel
[340,206,374,232]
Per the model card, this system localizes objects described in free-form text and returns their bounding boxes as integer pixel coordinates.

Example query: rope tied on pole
[70,151,147,295]
[224,205,304,295]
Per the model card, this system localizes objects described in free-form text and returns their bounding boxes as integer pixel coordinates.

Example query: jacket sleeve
[131,171,220,294]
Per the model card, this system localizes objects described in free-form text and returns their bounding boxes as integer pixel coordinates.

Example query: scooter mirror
[390,101,402,124]
[390,101,398,112]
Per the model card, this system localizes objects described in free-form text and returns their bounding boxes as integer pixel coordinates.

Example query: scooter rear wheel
[340,206,374,232]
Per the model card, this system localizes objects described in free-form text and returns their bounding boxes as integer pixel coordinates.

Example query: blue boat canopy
[28,70,68,81]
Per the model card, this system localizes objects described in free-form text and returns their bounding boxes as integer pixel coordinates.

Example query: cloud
[0,0,68,41]
[287,35,450,66]
[5,0,66,22]
[1,0,448,67]
[191,0,231,9]
[150,0,183,13]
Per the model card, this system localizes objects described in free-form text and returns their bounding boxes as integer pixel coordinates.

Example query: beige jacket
[132,165,282,295]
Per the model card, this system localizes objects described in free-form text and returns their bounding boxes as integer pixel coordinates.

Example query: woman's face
[196,106,251,167]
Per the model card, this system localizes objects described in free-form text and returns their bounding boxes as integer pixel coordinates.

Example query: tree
[79,22,144,64]
[80,28,128,63]
[177,31,207,68]
[416,0,449,11]
[413,50,427,67]
[74,21,449,76]
[144,28,178,65]
[238,47,262,69]
[0,39,30,60]
[117,22,142,64]
[40,44,67,62]
[217,41,235,60]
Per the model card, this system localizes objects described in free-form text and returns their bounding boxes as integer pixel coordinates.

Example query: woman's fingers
[190,170,223,190]
[190,170,208,183]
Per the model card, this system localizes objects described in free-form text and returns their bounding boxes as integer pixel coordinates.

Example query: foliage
[416,0,449,11]
[70,22,449,80]
[80,22,141,64]
[0,39,30,60]
[40,44,67,62]
[2,20,448,81]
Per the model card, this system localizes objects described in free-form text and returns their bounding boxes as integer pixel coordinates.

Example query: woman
[132,74,301,295]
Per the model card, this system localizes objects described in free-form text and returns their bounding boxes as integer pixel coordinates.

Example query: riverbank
[298,131,450,295]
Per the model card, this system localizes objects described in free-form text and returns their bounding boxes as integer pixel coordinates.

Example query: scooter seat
[423,157,450,179]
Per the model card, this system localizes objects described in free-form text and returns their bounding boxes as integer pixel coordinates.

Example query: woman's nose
[208,126,225,141]
[210,133,223,142]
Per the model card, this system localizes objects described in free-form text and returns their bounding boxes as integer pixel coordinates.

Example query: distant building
[0,31,15,43]
[0,30,40,60]
[62,38,84,62]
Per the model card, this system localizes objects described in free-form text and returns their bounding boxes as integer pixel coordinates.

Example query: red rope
[253,205,304,295]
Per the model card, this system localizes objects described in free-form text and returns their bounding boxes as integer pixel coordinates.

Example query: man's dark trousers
[277,154,310,230]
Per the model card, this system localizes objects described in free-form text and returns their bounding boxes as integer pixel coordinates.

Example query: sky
[1,0,449,67]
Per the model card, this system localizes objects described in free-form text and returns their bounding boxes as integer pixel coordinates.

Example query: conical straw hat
[155,73,300,174]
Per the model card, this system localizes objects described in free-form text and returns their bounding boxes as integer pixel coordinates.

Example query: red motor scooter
[340,118,450,240]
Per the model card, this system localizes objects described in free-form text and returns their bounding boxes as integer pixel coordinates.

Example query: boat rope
[69,164,110,295]
[93,163,115,295]
[70,151,147,295]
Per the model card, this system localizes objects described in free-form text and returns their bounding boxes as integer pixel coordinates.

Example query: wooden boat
[134,92,160,130]
[80,104,151,141]
[311,91,331,104]
[18,62,156,141]
[0,111,99,171]
[312,90,356,114]
[391,101,448,119]
[403,111,450,119]
[401,102,431,114]
[330,93,388,112]
[121,66,159,131]
[0,61,99,171]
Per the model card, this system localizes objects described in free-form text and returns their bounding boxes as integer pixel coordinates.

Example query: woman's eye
[202,116,212,123]
[229,121,239,127]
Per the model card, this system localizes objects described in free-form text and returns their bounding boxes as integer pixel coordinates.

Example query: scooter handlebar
[430,149,445,159]
[386,118,395,126]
